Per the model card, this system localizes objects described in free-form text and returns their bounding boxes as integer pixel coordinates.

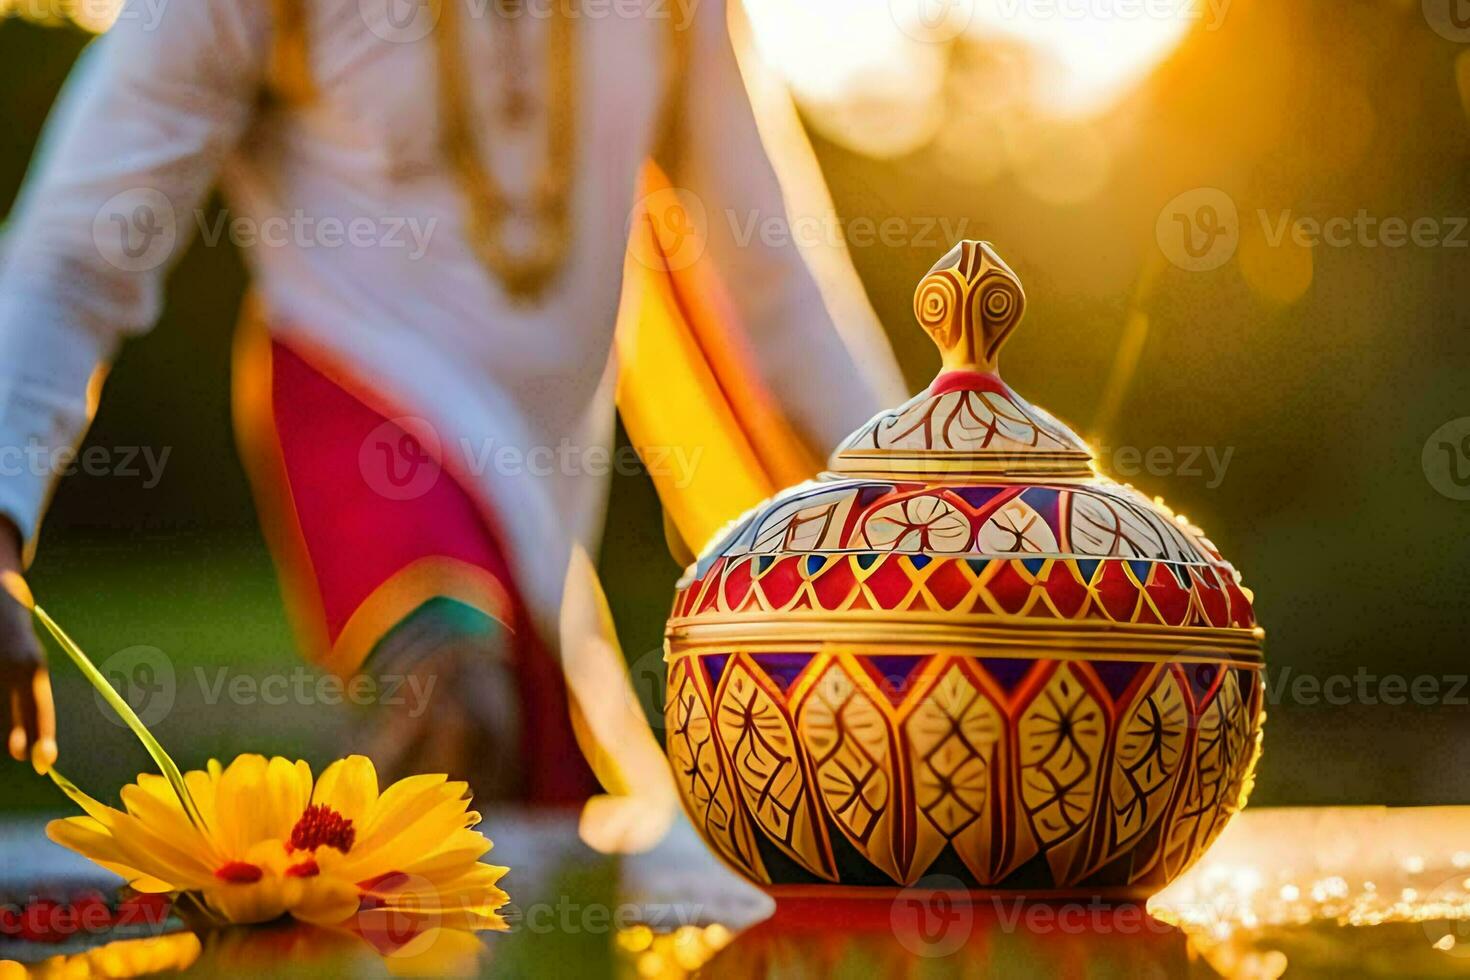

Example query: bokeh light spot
[1238,213,1314,306]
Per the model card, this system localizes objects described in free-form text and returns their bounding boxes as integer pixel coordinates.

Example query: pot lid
[830,241,1093,480]
[672,240,1262,654]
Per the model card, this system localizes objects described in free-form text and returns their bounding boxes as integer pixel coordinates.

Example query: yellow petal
[355,774,449,841]
[203,878,292,926]
[290,878,361,927]
[338,792,477,883]
[127,773,189,816]
[359,909,495,943]
[120,780,213,861]
[46,816,154,884]
[184,767,221,830]
[365,863,509,918]
[125,875,182,894]
[48,793,216,891]
[427,865,510,909]
[395,836,494,881]
[114,821,217,889]
[260,756,315,843]
[212,755,313,854]
[312,756,379,824]
[213,754,273,855]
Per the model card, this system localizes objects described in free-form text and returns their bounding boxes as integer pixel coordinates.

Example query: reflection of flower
[0,931,202,980]
[200,916,487,976]
[47,755,509,929]
[0,917,490,979]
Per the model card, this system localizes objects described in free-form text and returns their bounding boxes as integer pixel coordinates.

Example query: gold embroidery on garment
[434,0,577,299]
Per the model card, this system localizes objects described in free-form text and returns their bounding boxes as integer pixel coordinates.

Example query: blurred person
[0,0,903,808]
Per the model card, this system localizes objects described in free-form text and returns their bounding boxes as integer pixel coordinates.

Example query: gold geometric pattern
[796,657,905,882]
[664,647,1263,894]
[664,657,766,882]
[1160,669,1254,882]
[712,656,836,880]
[1092,666,1189,876]
[904,661,1004,883]
[1016,663,1106,885]
[1196,669,1256,856]
[672,545,1262,636]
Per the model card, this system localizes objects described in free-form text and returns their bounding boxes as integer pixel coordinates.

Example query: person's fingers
[8,682,31,761]
[31,668,56,774]
[1,580,51,767]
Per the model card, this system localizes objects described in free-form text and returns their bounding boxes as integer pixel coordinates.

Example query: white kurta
[0,0,904,635]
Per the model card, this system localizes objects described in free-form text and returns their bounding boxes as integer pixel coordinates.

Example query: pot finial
[913,241,1025,374]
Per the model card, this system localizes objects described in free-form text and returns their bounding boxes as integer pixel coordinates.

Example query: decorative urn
[662,242,1265,898]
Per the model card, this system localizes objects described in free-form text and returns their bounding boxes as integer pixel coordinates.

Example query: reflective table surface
[3,807,1468,978]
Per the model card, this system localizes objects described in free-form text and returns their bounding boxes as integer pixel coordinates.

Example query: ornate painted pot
[663,241,1265,899]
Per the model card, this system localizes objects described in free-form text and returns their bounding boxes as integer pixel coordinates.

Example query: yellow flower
[46,754,509,929]
[1,932,202,980]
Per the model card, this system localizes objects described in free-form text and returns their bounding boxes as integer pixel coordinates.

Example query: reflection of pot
[663,242,1265,896]
[697,897,1199,977]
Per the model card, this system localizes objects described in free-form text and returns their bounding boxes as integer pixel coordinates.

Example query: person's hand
[0,518,55,773]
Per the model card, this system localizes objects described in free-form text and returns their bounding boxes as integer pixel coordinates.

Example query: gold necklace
[434,0,577,301]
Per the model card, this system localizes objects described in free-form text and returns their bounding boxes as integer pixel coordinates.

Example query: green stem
[33,602,207,831]
[48,766,97,813]
[175,889,226,928]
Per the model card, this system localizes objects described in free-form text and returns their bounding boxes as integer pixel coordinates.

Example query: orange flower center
[214,861,264,884]
[289,804,356,854]
[285,858,321,878]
